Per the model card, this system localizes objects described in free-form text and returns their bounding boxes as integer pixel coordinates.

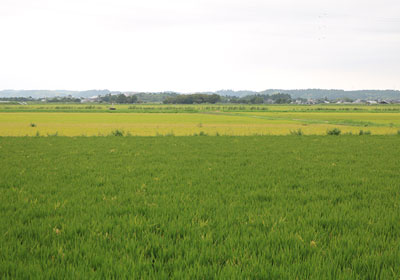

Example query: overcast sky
[1,0,399,92]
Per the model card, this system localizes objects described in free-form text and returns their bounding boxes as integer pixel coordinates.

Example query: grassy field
[1,136,399,278]
[0,104,400,136]
[1,103,400,113]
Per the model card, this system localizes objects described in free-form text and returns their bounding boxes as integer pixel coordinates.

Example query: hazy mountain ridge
[0,90,111,98]
[1,89,399,100]
[260,89,400,100]
[205,89,400,100]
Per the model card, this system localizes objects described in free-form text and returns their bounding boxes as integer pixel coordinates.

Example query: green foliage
[110,129,124,136]
[193,131,208,136]
[326,128,341,135]
[1,137,400,278]
[132,92,179,103]
[230,93,292,104]
[163,94,221,104]
[46,96,81,103]
[30,122,36,127]
[99,93,138,104]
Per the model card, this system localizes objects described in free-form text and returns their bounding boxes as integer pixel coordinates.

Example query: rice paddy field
[0,103,400,136]
[1,103,400,278]
[1,136,400,278]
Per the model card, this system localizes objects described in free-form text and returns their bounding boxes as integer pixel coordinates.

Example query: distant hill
[204,89,400,100]
[259,89,400,100]
[1,89,399,100]
[0,89,111,98]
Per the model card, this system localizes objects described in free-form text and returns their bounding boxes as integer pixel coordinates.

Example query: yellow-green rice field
[0,104,399,136]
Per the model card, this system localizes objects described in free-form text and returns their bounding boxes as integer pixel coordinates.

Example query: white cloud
[0,0,399,91]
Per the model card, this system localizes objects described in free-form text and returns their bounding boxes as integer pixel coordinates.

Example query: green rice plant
[29,122,36,127]
[1,136,400,278]
[326,128,341,135]
[359,130,372,135]
[110,129,124,136]
[289,128,303,136]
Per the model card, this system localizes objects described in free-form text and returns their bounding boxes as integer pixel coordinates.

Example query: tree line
[1,92,293,104]
[163,94,221,104]
[227,93,292,104]
[98,94,138,104]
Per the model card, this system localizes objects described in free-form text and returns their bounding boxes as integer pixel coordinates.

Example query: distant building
[81,96,99,103]
[353,99,365,104]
